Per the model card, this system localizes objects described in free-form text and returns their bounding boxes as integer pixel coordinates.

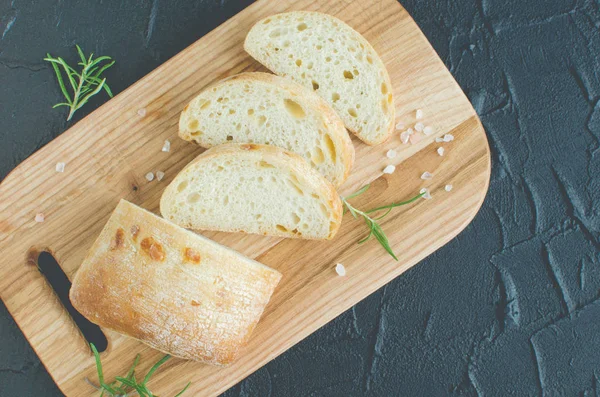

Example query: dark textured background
[1,0,599,396]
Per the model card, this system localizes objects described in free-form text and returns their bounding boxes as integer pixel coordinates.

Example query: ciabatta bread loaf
[244,11,395,145]
[69,199,281,365]
[179,72,354,187]
[160,143,343,240]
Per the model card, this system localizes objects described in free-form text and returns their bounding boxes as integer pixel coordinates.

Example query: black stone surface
[1,0,599,396]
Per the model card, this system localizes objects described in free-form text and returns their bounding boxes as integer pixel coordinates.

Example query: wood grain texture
[0,0,490,396]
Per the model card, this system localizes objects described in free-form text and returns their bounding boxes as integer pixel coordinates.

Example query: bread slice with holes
[244,11,395,145]
[180,72,354,187]
[160,143,342,240]
[70,199,281,365]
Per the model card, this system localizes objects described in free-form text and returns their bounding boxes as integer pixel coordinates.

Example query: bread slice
[180,72,354,187]
[70,199,282,365]
[160,143,342,240]
[244,11,395,145]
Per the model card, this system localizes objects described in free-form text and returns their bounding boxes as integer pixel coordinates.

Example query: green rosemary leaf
[125,354,141,380]
[372,207,393,221]
[357,226,373,244]
[52,103,71,108]
[76,44,86,63]
[75,78,106,110]
[344,184,370,200]
[90,344,105,386]
[371,223,398,260]
[57,57,79,88]
[175,382,192,396]
[142,355,171,385]
[345,203,359,219]
[46,55,72,104]
[365,192,424,214]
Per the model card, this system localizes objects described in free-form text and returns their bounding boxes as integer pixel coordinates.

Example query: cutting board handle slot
[37,251,108,352]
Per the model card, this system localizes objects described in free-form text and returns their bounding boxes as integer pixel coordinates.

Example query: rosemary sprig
[342,185,424,260]
[88,343,191,397]
[44,45,115,121]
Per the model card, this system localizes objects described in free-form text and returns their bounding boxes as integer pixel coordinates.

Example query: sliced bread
[244,11,395,145]
[160,143,343,240]
[180,72,354,187]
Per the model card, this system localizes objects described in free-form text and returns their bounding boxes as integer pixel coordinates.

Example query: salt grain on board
[445,184,453,192]
[437,147,445,156]
[435,137,444,143]
[383,165,396,174]
[162,140,171,152]
[410,134,422,144]
[55,162,65,173]
[386,149,397,159]
[145,172,155,181]
[335,263,346,276]
[423,126,434,136]
[420,188,432,200]
[443,134,455,142]
[156,171,165,181]
[137,108,147,116]
[421,172,433,180]
[416,109,424,119]
[415,122,425,132]
[395,122,405,130]
[35,213,45,223]
[400,131,411,144]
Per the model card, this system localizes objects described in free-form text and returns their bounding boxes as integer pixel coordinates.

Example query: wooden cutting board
[0,0,490,395]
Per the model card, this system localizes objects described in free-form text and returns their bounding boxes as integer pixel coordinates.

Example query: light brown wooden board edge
[0,0,491,395]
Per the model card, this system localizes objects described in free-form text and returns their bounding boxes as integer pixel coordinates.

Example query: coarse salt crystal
[421,171,433,180]
[145,172,155,181]
[162,140,171,152]
[400,131,410,144]
[383,165,396,174]
[35,213,45,222]
[156,171,165,181]
[443,134,455,142]
[435,137,444,143]
[137,108,147,116]
[55,162,65,173]
[445,184,453,192]
[437,147,445,156]
[423,126,434,136]
[415,122,425,132]
[386,149,397,159]
[335,263,346,276]
[416,109,424,119]
[407,127,414,135]
[395,122,405,130]
[410,133,422,144]
[420,188,432,200]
